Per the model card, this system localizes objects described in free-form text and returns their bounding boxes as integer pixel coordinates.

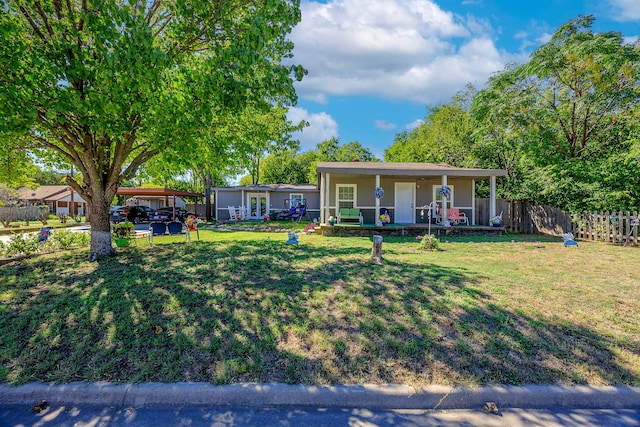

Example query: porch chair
[280,207,297,221]
[167,221,185,238]
[227,206,238,222]
[440,208,468,225]
[148,222,167,244]
[291,205,308,222]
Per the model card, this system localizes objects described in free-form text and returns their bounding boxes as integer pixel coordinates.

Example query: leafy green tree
[306,137,378,183]
[259,148,313,184]
[0,133,37,187]
[0,183,21,207]
[0,0,305,259]
[385,89,476,166]
[472,16,640,211]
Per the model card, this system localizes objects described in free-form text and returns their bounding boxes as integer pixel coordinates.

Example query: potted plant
[112,221,135,247]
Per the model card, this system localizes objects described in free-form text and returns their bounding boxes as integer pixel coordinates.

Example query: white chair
[228,206,238,222]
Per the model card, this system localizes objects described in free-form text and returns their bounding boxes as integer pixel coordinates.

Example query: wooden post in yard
[371,235,383,264]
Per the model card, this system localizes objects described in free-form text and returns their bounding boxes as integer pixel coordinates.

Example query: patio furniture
[227,206,238,222]
[280,207,297,220]
[439,208,468,225]
[338,208,363,224]
[167,221,184,235]
[148,222,167,244]
[291,206,308,222]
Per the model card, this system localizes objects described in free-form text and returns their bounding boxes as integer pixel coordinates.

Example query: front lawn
[1,230,638,387]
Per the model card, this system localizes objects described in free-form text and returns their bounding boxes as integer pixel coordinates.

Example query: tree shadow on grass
[0,238,638,388]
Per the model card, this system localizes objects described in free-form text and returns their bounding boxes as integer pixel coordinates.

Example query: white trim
[246,192,270,219]
[394,182,416,223]
[432,184,455,208]
[335,184,357,210]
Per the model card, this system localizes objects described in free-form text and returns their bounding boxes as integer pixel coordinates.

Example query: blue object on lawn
[286,231,299,245]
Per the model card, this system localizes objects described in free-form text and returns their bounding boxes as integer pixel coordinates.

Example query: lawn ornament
[562,232,578,247]
[286,230,299,245]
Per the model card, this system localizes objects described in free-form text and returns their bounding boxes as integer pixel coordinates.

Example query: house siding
[214,186,320,221]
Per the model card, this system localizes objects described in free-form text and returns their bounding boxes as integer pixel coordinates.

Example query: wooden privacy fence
[475,199,638,246]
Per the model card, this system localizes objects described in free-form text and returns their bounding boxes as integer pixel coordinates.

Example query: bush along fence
[475,199,638,246]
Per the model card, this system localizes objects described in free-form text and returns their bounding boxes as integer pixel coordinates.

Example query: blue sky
[286,0,640,159]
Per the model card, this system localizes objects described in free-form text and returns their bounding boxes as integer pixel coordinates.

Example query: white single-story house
[316,162,507,225]
[18,185,88,216]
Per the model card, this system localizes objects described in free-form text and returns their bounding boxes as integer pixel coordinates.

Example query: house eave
[316,162,507,180]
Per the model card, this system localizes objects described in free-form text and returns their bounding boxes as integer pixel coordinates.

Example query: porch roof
[316,162,507,179]
[212,184,318,192]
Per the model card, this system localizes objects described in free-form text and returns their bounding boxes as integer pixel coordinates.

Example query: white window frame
[433,185,454,208]
[336,184,357,209]
[289,193,303,207]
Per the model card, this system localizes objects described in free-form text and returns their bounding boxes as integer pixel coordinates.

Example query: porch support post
[241,190,245,219]
[472,179,476,226]
[490,176,497,218]
[375,175,381,226]
[441,175,448,224]
[325,173,331,223]
[320,172,326,224]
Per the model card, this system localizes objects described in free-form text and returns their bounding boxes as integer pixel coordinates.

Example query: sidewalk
[2,382,640,409]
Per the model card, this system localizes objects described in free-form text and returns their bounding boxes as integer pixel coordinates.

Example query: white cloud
[405,119,424,130]
[286,107,339,151]
[374,119,397,131]
[608,0,640,21]
[291,0,510,106]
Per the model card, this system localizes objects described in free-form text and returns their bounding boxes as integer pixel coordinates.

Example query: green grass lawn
[1,229,639,387]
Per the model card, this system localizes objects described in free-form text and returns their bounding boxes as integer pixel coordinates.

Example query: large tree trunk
[88,194,117,261]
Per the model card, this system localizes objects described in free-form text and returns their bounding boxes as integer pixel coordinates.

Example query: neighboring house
[18,185,88,216]
[316,162,508,225]
[213,184,320,221]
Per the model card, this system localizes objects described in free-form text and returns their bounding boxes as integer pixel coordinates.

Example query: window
[337,185,356,209]
[433,185,454,208]
[290,193,303,207]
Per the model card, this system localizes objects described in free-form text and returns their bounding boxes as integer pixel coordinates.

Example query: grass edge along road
[1,230,638,387]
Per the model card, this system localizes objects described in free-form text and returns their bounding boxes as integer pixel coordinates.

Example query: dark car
[127,206,154,223]
[110,206,153,223]
[151,206,194,222]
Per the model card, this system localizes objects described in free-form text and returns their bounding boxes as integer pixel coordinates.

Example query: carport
[116,187,203,219]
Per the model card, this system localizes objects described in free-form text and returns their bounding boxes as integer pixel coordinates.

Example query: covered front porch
[316,162,507,228]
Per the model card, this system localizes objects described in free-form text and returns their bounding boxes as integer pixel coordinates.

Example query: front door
[247,193,268,219]
[394,183,415,223]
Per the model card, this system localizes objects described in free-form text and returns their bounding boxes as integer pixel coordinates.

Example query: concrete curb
[1,382,640,410]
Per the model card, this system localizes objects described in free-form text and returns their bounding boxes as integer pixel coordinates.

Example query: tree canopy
[387,16,640,212]
[0,0,305,258]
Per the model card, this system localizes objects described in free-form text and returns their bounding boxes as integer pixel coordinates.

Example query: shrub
[418,234,440,251]
[53,229,90,250]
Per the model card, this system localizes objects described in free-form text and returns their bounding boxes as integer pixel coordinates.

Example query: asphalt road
[2,404,640,427]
